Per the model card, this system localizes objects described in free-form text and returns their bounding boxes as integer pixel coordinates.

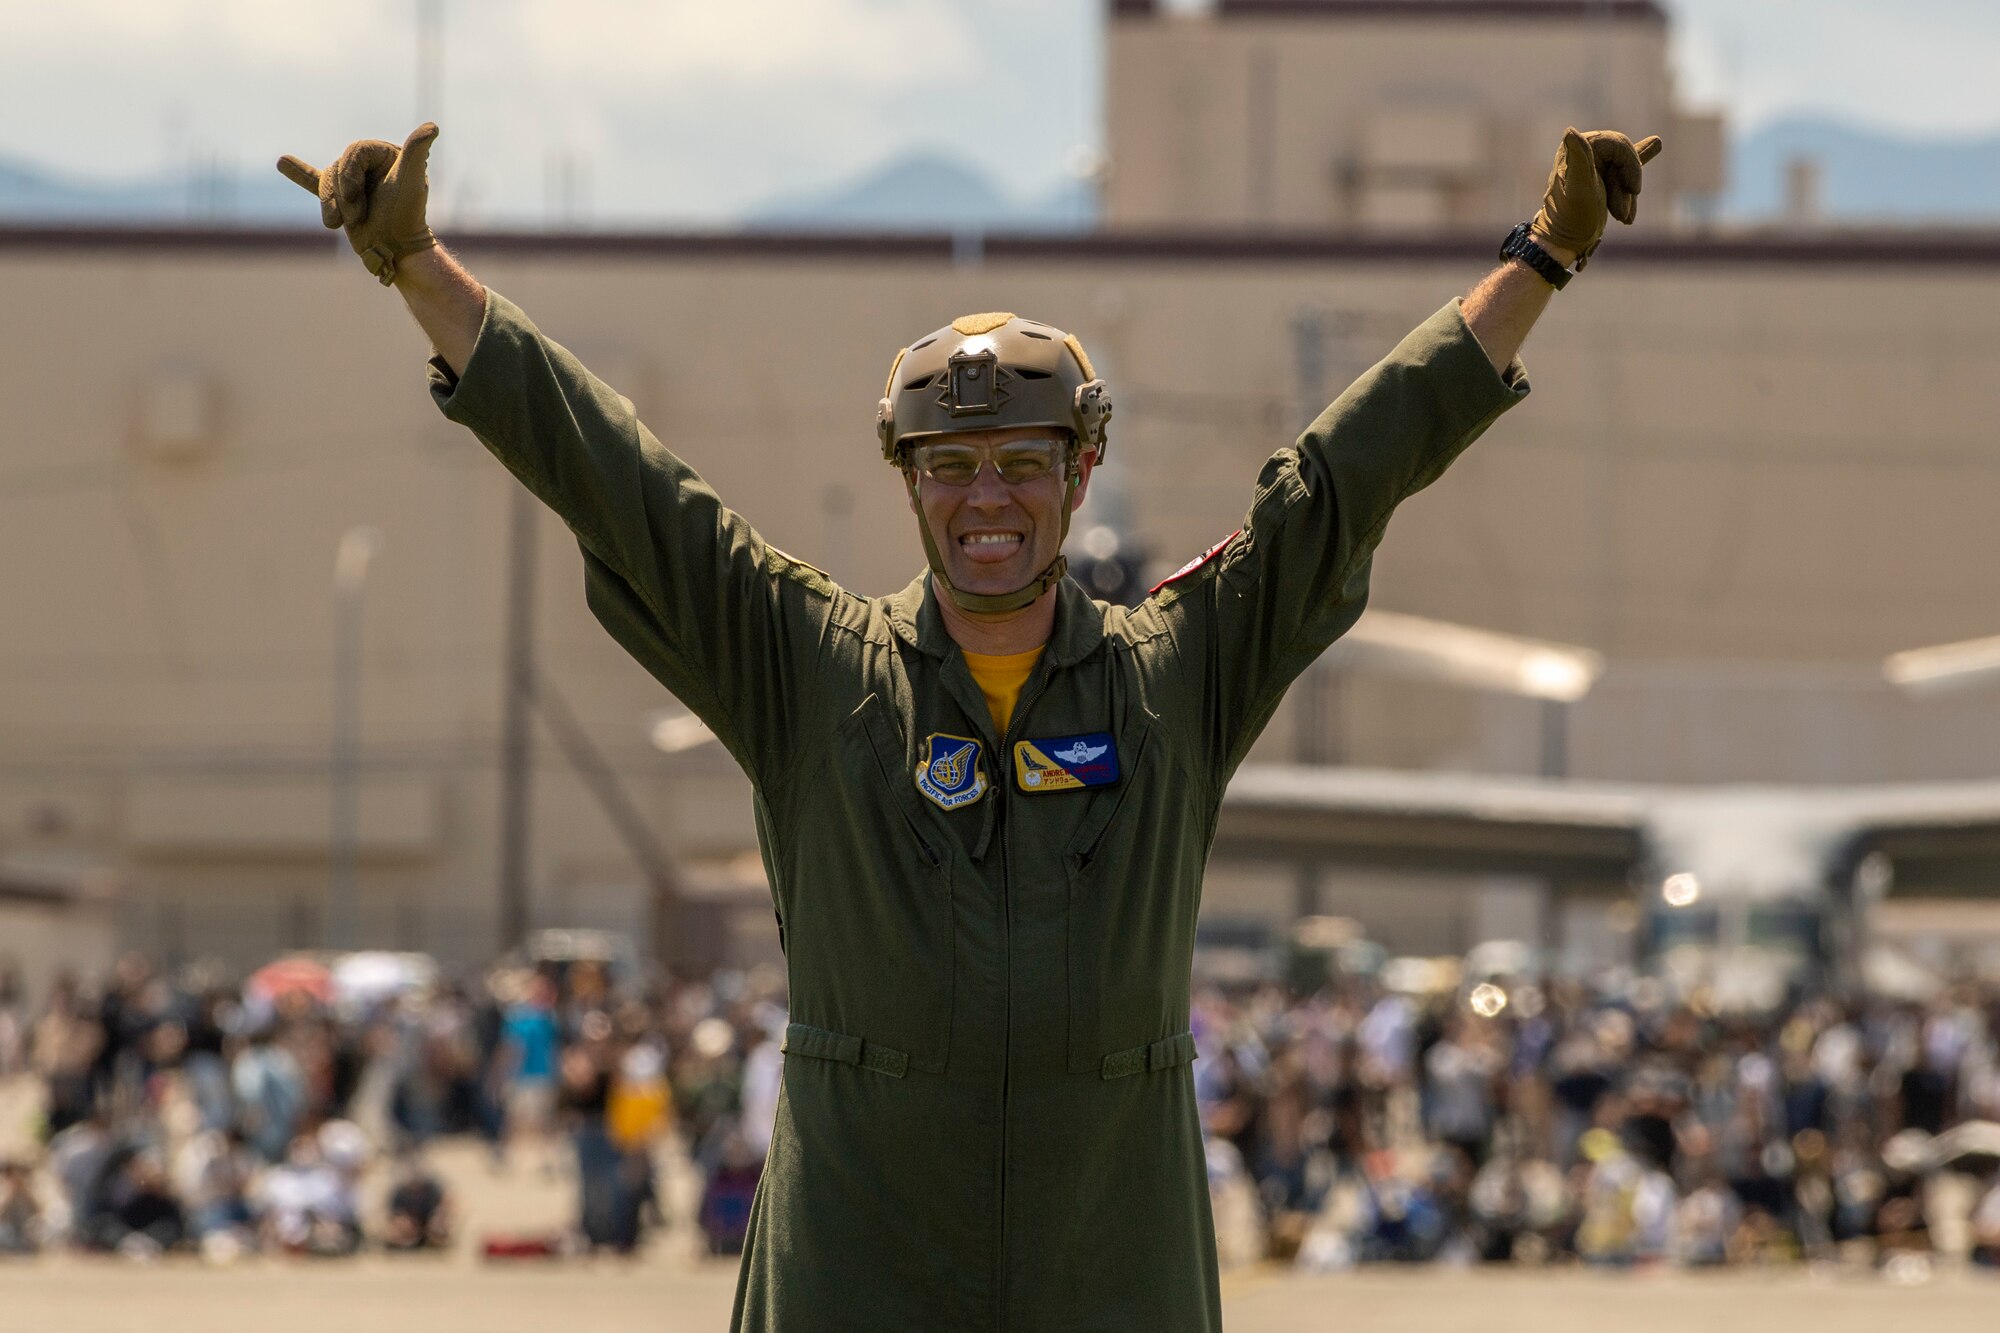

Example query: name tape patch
[915,733,989,810]
[1014,733,1120,792]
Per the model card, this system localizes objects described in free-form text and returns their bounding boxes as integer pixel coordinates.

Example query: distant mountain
[0,146,1094,233]
[0,156,303,223]
[768,128,2000,233]
[745,151,1096,232]
[12,120,1998,230]
[1724,116,2000,222]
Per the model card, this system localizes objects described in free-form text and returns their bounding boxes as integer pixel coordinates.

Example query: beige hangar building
[5,0,2000,980]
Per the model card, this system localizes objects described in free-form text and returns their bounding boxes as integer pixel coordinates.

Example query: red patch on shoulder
[1149,530,1241,595]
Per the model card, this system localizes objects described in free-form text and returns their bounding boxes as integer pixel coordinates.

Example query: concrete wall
[0,893,119,1006]
[6,229,2000,966]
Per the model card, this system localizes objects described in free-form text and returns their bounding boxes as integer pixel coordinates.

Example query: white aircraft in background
[1212,618,2000,1010]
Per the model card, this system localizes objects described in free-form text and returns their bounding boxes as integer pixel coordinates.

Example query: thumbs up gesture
[1531,129,1664,270]
[277,123,441,286]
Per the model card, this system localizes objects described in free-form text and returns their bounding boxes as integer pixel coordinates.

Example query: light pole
[329,525,384,950]
[497,488,538,954]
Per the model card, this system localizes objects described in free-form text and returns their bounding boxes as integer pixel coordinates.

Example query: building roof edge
[1113,1,1668,24]
[7,224,2000,268]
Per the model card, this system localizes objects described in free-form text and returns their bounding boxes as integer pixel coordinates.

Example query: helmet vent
[1012,368,1053,380]
[1020,330,1053,341]
[911,337,937,351]
[902,374,937,392]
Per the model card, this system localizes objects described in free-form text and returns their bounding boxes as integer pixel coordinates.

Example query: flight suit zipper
[992,653,1056,1332]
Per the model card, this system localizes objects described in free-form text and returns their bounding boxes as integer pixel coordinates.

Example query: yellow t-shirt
[962,647,1044,737]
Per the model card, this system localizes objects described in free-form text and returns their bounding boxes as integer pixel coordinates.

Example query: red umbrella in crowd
[245,955,336,1004]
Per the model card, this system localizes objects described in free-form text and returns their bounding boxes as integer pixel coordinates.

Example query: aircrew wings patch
[1014,733,1120,793]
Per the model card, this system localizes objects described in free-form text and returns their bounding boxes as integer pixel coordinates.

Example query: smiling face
[907,425,1095,610]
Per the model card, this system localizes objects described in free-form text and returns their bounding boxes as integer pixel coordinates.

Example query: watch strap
[1500,222,1573,291]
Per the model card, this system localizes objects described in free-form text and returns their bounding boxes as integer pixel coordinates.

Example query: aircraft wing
[0,855,120,905]
[1830,782,2000,897]
[1216,764,1650,885]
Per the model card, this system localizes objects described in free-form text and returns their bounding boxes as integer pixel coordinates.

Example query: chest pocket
[784,693,955,1076]
[1063,720,1200,1076]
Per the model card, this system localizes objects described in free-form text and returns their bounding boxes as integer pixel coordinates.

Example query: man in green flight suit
[280,122,1659,1330]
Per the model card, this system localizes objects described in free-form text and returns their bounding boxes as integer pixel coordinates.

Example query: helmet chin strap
[904,464,1081,617]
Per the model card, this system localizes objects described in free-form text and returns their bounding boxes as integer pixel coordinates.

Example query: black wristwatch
[1499,222,1573,291]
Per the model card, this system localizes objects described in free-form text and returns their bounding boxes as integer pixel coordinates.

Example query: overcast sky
[2,0,1997,224]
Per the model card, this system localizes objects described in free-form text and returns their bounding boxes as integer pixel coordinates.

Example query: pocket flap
[783,1022,909,1078]
[1065,719,1152,868]
[1100,1031,1197,1080]
[848,694,952,877]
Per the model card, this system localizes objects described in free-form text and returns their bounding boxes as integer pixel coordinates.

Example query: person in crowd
[0,1159,45,1254]
[735,1022,781,1162]
[94,1150,187,1257]
[29,973,102,1137]
[560,1011,623,1250]
[0,961,28,1079]
[174,1126,260,1262]
[1466,1150,1567,1264]
[44,1105,116,1244]
[606,1037,673,1252]
[382,1146,455,1252]
[491,973,563,1174]
[1423,1019,1500,1169]
[1969,1167,2000,1268]
[231,1021,306,1163]
[1673,1165,1741,1266]
[253,1131,361,1257]
[698,1129,764,1257]
[425,979,488,1138]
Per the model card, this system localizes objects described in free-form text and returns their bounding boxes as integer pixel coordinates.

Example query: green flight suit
[429,291,1527,1331]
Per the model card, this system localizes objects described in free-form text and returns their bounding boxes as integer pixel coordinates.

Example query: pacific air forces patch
[1014,732,1120,793]
[915,733,989,810]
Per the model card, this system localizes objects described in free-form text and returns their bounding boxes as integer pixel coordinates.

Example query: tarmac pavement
[6,1257,2000,1333]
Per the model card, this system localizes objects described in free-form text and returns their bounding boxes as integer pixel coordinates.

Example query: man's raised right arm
[275,126,839,789]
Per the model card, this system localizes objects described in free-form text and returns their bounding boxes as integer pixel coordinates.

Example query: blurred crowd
[0,950,785,1262]
[10,945,2000,1278]
[1194,972,2000,1275]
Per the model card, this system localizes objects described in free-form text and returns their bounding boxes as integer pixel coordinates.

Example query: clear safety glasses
[905,437,1072,488]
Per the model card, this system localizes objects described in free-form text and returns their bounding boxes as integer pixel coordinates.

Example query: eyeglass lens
[912,439,1066,487]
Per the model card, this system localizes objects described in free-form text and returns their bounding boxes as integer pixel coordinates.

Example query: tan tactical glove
[277,123,440,286]
[1531,128,1664,270]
